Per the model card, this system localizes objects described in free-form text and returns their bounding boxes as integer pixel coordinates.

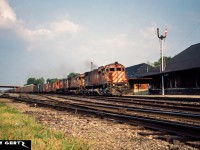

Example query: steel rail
[83,95,200,108]
[67,95,200,112]
[47,95,200,122]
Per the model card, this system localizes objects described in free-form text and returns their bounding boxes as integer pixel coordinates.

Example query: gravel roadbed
[0,98,197,150]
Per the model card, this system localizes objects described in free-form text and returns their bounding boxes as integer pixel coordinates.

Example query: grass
[0,102,89,150]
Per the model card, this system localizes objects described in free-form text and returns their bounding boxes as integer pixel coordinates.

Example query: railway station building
[141,43,200,95]
[126,63,153,94]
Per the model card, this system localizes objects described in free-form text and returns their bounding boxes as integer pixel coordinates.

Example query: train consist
[9,62,129,95]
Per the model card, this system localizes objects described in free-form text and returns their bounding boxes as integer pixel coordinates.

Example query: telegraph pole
[91,62,93,93]
[157,28,167,95]
[91,62,93,71]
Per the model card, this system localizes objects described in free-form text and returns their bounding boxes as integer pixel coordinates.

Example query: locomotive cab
[104,62,128,95]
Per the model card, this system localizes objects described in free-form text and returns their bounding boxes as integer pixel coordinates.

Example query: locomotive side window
[110,68,115,71]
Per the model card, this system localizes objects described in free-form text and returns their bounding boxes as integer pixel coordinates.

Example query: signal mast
[157,28,167,95]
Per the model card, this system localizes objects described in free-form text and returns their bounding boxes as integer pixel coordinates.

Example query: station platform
[124,94,200,101]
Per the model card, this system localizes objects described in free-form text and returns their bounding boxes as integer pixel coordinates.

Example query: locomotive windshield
[117,68,121,71]
[110,68,115,71]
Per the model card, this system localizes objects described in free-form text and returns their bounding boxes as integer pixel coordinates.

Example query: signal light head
[164,29,167,37]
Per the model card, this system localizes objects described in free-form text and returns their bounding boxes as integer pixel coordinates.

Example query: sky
[0,0,200,86]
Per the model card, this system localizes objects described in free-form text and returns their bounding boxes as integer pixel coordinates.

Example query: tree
[36,77,45,84]
[27,78,37,85]
[46,78,59,83]
[27,77,45,85]
[67,72,79,79]
[154,56,171,67]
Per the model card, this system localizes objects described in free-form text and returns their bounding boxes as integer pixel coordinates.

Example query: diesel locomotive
[9,62,128,96]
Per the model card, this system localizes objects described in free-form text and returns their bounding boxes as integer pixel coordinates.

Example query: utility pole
[91,62,93,93]
[91,62,93,71]
[157,28,167,95]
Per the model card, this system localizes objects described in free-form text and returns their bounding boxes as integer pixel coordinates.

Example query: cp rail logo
[0,140,31,150]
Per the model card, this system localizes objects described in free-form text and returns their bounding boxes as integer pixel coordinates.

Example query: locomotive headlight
[125,84,127,86]
[113,84,115,86]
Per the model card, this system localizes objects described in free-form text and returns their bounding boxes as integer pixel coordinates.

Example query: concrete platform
[124,94,200,101]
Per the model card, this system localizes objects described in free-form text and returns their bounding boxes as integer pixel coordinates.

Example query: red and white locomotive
[83,61,128,95]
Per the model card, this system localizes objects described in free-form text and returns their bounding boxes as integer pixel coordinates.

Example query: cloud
[0,0,83,52]
[0,0,16,28]
[50,20,82,34]
[0,0,160,79]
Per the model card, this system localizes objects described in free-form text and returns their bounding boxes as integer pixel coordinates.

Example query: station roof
[165,43,200,72]
[126,63,154,79]
[140,43,200,77]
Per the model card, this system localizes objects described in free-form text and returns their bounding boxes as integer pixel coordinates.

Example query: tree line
[26,57,171,85]
[26,72,79,85]
[153,56,171,67]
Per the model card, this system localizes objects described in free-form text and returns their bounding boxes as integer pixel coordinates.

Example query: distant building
[126,63,153,94]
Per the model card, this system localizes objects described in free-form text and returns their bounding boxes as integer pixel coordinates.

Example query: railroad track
[66,95,200,113]
[1,93,200,148]
[40,95,200,125]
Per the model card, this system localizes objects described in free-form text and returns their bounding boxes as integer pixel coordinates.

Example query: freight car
[9,62,128,96]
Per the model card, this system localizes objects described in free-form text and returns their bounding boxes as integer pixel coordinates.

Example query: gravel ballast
[0,98,197,150]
